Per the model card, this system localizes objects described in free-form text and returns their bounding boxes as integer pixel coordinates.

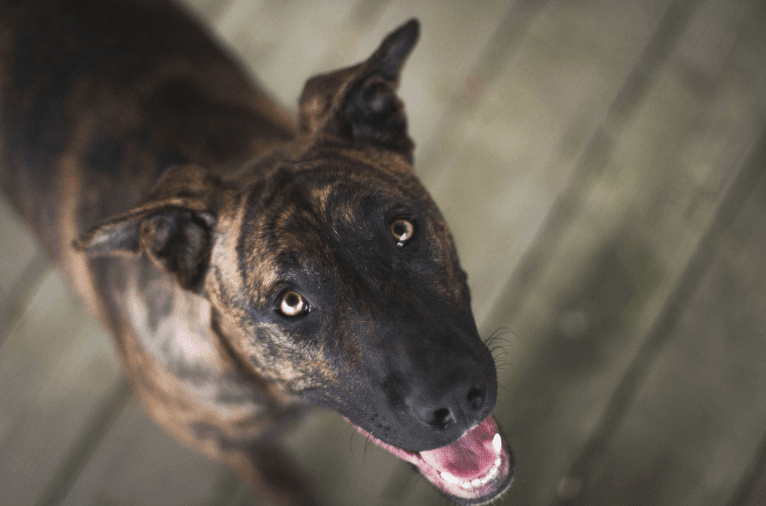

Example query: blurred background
[2,0,766,504]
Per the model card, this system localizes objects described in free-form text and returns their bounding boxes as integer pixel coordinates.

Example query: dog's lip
[348,414,513,504]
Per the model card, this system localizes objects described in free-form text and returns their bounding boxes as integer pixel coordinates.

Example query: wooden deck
[2,0,766,504]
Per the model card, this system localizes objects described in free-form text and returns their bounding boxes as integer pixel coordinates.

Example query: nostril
[429,408,455,430]
[405,381,491,432]
[467,386,485,411]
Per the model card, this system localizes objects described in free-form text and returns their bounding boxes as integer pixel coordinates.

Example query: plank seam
[0,250,51,349]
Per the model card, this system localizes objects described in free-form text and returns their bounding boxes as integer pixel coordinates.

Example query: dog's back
[0,0,293,266]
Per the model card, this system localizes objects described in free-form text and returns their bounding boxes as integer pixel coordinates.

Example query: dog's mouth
[350,414,513,504]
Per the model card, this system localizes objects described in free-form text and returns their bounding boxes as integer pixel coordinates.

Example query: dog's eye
[390,218,415,246]
[278,290,308,317]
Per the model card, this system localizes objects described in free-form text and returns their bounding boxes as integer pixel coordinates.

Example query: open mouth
[351,415,513,504]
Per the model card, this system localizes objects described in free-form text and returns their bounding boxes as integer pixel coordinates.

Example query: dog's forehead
[250,154,431,231]
[230,160,437,302]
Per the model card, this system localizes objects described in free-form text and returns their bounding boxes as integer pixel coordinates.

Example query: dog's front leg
[222,443,318,506]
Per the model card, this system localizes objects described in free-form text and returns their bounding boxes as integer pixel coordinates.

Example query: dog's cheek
[245,322,330,390]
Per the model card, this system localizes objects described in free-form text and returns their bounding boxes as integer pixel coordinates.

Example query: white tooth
[441,471,460,485]
[461,482,474,490]
[495,456,502,467]
[471,478,482,487]
[492,433,502,454]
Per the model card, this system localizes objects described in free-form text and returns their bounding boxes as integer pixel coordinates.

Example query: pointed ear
[298,19,419,157]
[73,164,226,292]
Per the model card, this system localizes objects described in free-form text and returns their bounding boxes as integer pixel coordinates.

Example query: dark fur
[0,0,499,504]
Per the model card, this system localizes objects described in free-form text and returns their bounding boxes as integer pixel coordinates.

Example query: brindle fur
[0,1,500,504]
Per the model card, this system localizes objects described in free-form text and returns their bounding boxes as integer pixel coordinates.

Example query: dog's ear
[73,164,227,292]
[298,19,419,158]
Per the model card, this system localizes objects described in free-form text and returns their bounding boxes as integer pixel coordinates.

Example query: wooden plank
[0,270,122,505]
[571,132,766,505]
[424,0,678,324]
[60,396,241,506]
[476,0,766,504]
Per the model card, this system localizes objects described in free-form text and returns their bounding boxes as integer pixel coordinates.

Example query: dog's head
[76,20,512,504]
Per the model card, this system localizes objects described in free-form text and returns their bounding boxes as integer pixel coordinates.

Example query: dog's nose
[406,382,488,432]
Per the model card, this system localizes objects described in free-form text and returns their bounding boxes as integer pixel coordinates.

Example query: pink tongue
[420,416,498,479]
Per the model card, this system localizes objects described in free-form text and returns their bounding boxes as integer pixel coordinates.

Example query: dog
[0,0,513,504]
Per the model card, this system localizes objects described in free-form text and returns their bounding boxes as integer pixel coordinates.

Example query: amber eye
[279,290,308,317]
[390,218,415,246]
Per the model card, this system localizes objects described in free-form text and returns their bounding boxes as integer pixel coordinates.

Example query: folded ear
[73,164,226,292]
[298,19,419,158]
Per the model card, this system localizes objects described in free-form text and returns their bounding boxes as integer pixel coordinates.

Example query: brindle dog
[0,0,513,504]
